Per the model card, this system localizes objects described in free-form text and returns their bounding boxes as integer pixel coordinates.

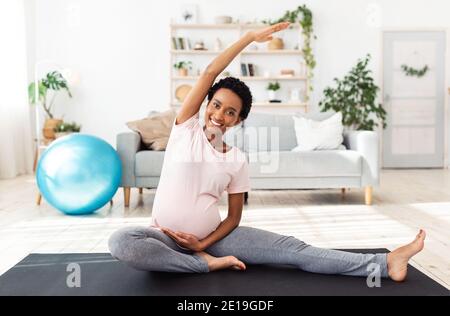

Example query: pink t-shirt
[151,113,250,239]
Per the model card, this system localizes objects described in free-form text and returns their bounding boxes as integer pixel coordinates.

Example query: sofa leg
[124,187,131,207]
[341,188,346,196]
[365,186,372,205]
[139,188,143,194]
[244,192,248,204]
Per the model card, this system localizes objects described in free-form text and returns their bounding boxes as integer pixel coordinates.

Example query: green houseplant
[173,61,193,76]
[54,121,82,138]
[28,70,72,139]
[318,55,387,131]
[267,81,280,101]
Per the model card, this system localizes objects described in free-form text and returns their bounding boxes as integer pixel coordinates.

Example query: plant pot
[178,68,188,76]
[268,90,277,101]
[43,118,63,140]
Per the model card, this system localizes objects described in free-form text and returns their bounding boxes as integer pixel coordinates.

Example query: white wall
[28,0,450,149]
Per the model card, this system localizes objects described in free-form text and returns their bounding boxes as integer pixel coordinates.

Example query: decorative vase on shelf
[290,88,301,102]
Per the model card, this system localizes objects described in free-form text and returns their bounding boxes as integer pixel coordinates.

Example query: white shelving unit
[170,23,310,113]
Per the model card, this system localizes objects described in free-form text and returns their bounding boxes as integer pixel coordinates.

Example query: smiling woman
[108,22,425,281]
[202,78,252,153]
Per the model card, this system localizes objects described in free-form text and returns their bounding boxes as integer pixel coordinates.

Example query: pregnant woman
[109,22,425,282]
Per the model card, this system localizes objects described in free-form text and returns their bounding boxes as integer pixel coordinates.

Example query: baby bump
[152,204,221,240]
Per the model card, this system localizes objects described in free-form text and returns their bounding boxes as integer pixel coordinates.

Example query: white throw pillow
[292,112,344,151]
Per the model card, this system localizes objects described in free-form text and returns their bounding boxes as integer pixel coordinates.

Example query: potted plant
[318,54,387,131]
[54,121,82,138]
[173,61,193,76]
[266,81,280,101]
[28,70,72,140]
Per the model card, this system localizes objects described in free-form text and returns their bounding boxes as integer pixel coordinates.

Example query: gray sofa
[117,111,379,207]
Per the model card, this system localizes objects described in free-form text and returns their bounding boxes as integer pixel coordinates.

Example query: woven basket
[43,118,63,140]
[268,38,284,50]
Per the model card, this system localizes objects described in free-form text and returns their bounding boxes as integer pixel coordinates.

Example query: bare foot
[387,229,426,282]
[196,251,246,272]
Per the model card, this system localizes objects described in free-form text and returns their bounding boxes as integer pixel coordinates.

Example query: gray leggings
[108,226,388,278]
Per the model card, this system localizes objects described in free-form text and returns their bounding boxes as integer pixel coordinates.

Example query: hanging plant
[262,5,316,97]
[401,64,428,77]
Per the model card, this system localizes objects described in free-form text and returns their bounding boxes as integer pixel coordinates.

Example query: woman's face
[204,88,242,135]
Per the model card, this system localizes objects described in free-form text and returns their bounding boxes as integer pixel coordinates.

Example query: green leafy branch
[54,121,81,133]
[401,64,428,77]
[173,61,193,70]
[28,71,72,119]
[266,81,280,91]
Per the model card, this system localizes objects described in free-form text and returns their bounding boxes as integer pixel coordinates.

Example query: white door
[382,31,446,168]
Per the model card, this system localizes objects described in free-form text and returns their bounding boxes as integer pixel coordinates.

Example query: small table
[33,138,53,172]
[34,137,54,205]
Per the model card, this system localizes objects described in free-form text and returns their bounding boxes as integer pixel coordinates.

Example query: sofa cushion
[294,111,335,121]
[135,150,165,176]
[248,150,362,178]
[243,112,297,152]
[127,109,177,151]
[292,112,344,151]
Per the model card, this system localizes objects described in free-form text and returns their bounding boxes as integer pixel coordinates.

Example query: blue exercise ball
[36,134,122,215]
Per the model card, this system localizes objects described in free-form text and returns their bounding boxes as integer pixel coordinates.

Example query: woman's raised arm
[175,22,290,125]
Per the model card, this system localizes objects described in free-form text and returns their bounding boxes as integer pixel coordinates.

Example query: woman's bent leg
[205,226,388,278]
[108,226,208,273]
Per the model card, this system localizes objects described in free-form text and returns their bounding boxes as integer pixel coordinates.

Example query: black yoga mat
[0,249,448,296]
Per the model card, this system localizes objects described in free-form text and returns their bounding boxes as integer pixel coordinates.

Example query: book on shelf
[247,63,255,76]
[172,37,192,50]
[177,37,184,50]
[240,63,255,77]
[171,37,178,50]
[240,63,248,76]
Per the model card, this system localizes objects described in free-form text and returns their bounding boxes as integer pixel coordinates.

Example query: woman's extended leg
[386,229,426,281]
[205,226,425,279]
[108,226,209,273]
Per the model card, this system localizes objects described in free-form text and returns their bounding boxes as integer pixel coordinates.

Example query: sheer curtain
[0,0,34,179]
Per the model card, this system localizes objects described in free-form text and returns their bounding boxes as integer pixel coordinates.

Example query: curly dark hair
[207,77,252,120]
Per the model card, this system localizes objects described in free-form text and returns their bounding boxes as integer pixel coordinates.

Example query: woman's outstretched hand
[249,22,291,43]
[161,227,205,252]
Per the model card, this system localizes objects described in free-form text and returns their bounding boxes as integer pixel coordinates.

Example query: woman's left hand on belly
[161,228,204,252]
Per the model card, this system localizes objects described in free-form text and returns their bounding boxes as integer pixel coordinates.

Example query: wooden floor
[0,169,449,290]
